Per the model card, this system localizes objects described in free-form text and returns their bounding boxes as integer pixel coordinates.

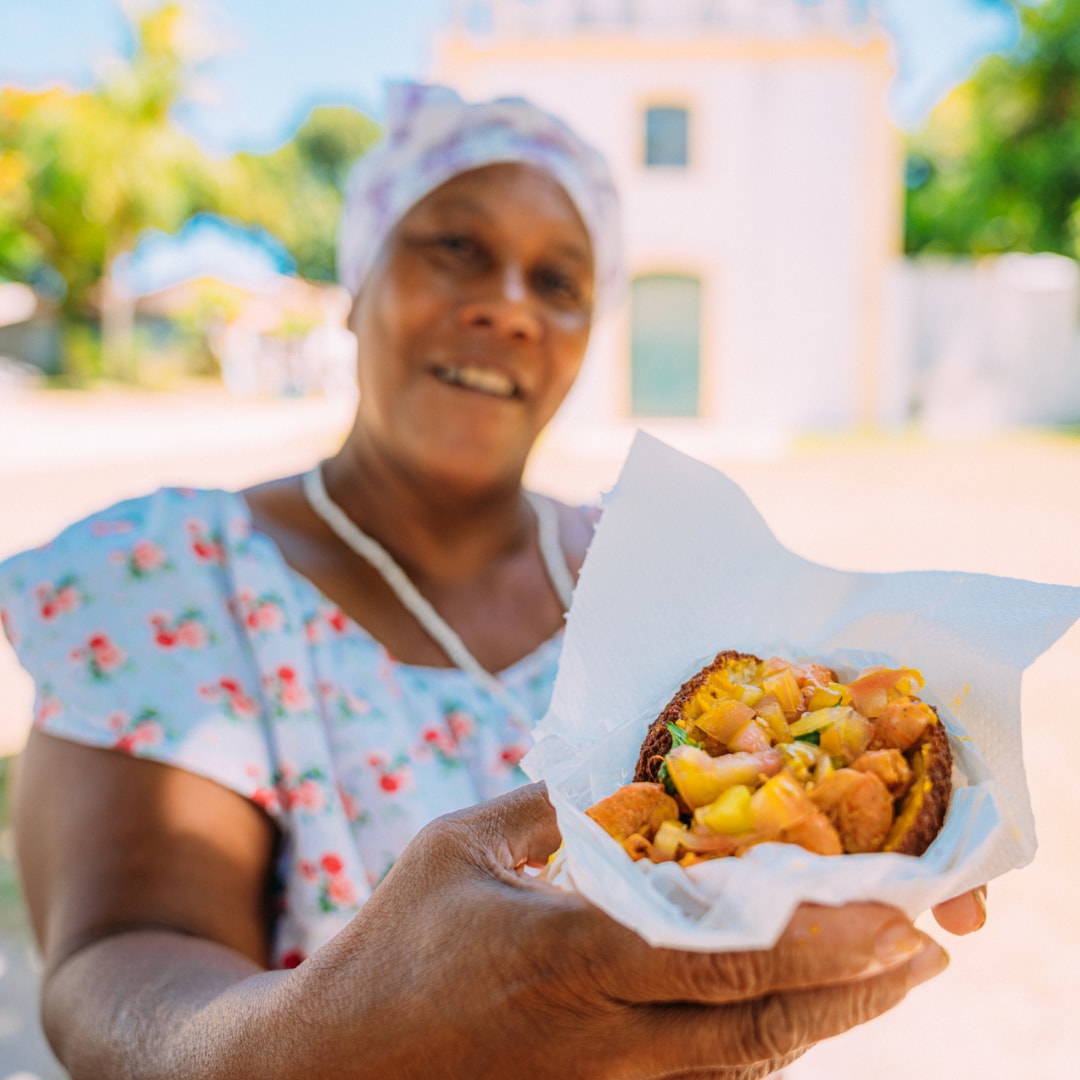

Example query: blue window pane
[644,107,689,167]
[630,274,701,417]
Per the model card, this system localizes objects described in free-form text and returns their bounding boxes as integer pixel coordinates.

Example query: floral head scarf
[337,83,624,316]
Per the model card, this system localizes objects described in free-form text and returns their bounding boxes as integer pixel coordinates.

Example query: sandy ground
[0,385,1078,1078]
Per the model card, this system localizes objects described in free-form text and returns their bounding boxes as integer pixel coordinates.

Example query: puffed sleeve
[0,488,278,809]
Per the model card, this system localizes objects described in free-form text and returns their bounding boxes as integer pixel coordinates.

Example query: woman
[0,85,982,1078]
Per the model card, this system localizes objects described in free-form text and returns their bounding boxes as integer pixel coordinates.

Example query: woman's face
[348,162,595,494]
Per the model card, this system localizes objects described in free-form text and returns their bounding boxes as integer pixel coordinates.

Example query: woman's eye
[436,234,481,260]
[534,267,584,305]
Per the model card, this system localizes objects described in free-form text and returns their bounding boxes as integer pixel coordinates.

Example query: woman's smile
[430,362,521,400]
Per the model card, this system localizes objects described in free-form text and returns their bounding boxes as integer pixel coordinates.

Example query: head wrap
[337,83,624,316]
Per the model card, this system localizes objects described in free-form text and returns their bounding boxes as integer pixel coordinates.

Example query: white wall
[889,255,1080,431]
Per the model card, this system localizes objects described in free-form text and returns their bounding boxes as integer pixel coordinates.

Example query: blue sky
[0,0,1024,153]
[0,0,451,151]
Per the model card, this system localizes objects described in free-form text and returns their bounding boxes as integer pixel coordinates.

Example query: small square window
[644,106,689,167]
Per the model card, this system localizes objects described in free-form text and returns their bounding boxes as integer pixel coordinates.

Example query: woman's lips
[432,363,521,400]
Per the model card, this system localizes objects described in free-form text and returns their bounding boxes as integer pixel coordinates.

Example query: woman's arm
[16,731,949,1079]
[15,730,283,1078]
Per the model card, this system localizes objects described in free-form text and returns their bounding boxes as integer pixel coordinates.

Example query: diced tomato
[666,745,783,810]
[762,668,802,717]
[819,708,874,765]
[696,698,755,743]
[728,719,773,753]
[847,667,924,718]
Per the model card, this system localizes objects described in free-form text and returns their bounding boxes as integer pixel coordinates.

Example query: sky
[0,0,451,152]
[0,0,1026,154]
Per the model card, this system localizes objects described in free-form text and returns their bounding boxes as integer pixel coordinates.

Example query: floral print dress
[0,488,561,968]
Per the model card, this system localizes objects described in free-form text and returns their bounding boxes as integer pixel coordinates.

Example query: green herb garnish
[794,731,821,745]
[657,760,677,797]
[659,723,701,796]
[666,721,700,749]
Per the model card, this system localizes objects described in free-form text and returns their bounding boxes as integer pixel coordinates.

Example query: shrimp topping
[585,782,679,843]
[589,652,950,865]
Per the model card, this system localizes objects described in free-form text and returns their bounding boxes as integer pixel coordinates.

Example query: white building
[433,0,903,440]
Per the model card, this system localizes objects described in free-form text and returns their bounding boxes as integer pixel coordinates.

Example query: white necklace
[300,463,572,727]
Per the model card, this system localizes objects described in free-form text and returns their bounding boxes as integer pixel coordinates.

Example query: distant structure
[433,0,901,438]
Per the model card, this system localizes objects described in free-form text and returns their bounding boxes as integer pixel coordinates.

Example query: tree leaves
[0,3,380,312]
[906,0,1080,257]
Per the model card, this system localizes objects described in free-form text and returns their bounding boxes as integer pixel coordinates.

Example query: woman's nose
[458,267,542,342]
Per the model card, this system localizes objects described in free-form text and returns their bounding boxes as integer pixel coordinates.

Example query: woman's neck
[319,434,535,586]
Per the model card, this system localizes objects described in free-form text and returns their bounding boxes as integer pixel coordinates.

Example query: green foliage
[0,3,220,321]
[0,0,379,349]
[60,319,106,384]
[220,106,380,281]
[905,0,1080,256]
[294,105,381,191]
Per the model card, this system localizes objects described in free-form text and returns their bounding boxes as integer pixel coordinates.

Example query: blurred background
[1,1,1079,1077]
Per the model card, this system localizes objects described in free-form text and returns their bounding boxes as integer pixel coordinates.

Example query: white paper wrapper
[522,434,1080,951]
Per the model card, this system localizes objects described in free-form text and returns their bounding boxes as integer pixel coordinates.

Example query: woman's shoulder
[0,486,246,584]
[0,483,283,816]
[239,475,308,545]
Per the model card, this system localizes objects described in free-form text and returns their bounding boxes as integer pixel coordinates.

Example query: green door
[630,274,701,417]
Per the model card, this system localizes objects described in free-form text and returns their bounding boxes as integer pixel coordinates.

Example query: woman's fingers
[632,943,947,1075]
[422,782,564,874]
[931,885,987,935]
[651,1059,808,1080]
[590,902,938,1006]
[352,793,953,1080]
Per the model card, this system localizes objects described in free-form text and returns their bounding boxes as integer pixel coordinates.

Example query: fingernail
[909,941,950,987]
[973,886,987,926]
[875,921,924,965]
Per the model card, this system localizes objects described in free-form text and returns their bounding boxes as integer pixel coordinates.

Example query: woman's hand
[273,782,949,1080]
[17,730,952,1080]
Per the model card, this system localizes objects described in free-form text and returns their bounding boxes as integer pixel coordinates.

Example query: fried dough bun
[588,651,952,865]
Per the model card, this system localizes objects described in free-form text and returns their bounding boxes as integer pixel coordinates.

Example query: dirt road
[1,386,1077,1078]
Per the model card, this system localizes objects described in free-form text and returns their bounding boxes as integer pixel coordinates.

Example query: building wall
[889,255,1080,431]
[433,14,901,434]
